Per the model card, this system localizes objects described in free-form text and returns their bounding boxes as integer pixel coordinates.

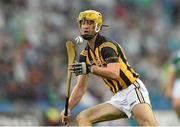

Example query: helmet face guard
[77,10,103,40]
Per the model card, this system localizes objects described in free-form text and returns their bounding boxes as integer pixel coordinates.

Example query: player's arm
[68,74,88,110]
[71,45,120,80]
[165,65,176,98]
[91,62,119,80]
[91,46,119,80]
[60,74,88,124]
[69,50,90,109]
[61,51,89,124]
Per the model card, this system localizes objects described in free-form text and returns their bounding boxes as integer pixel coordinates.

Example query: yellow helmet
[77,10,103,27]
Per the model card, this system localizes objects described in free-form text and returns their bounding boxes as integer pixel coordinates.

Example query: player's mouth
[82,30,89,34]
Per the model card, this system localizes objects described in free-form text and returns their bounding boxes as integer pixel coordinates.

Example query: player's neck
[87,34,97,51]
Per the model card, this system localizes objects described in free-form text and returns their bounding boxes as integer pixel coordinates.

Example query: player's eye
[89,20,95,25]
[79,19,94,25]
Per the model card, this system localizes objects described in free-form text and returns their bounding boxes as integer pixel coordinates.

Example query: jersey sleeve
[79,54,86,63]
[101,47,119,64]
[79,50,86,63]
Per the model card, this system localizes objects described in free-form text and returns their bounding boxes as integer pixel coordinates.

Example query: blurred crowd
[0,0,180,125]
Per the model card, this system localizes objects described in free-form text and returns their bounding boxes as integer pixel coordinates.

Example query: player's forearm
[91,65,119,80]
[166,68,176,89]
[68,83,87,110]
[167,71,176,90]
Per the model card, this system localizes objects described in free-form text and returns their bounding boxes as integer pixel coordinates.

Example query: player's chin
[82,32,90,35]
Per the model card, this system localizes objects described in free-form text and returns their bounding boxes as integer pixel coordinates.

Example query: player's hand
[60,109,71,125]
[70,62,91,76]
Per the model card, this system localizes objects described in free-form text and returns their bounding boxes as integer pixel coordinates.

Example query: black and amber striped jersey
[79,34,139,94]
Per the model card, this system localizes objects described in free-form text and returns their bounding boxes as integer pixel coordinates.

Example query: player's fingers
[69,64,76,70]
[62,115,70,124]
[68,65,73,71]
[60,109,71,123]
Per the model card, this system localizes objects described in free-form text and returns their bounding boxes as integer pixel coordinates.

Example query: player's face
[79,19,96,40]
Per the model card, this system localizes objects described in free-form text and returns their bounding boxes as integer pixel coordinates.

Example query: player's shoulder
[99,34,118,45]
[98,34,114,43]
[98,34,121,50]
